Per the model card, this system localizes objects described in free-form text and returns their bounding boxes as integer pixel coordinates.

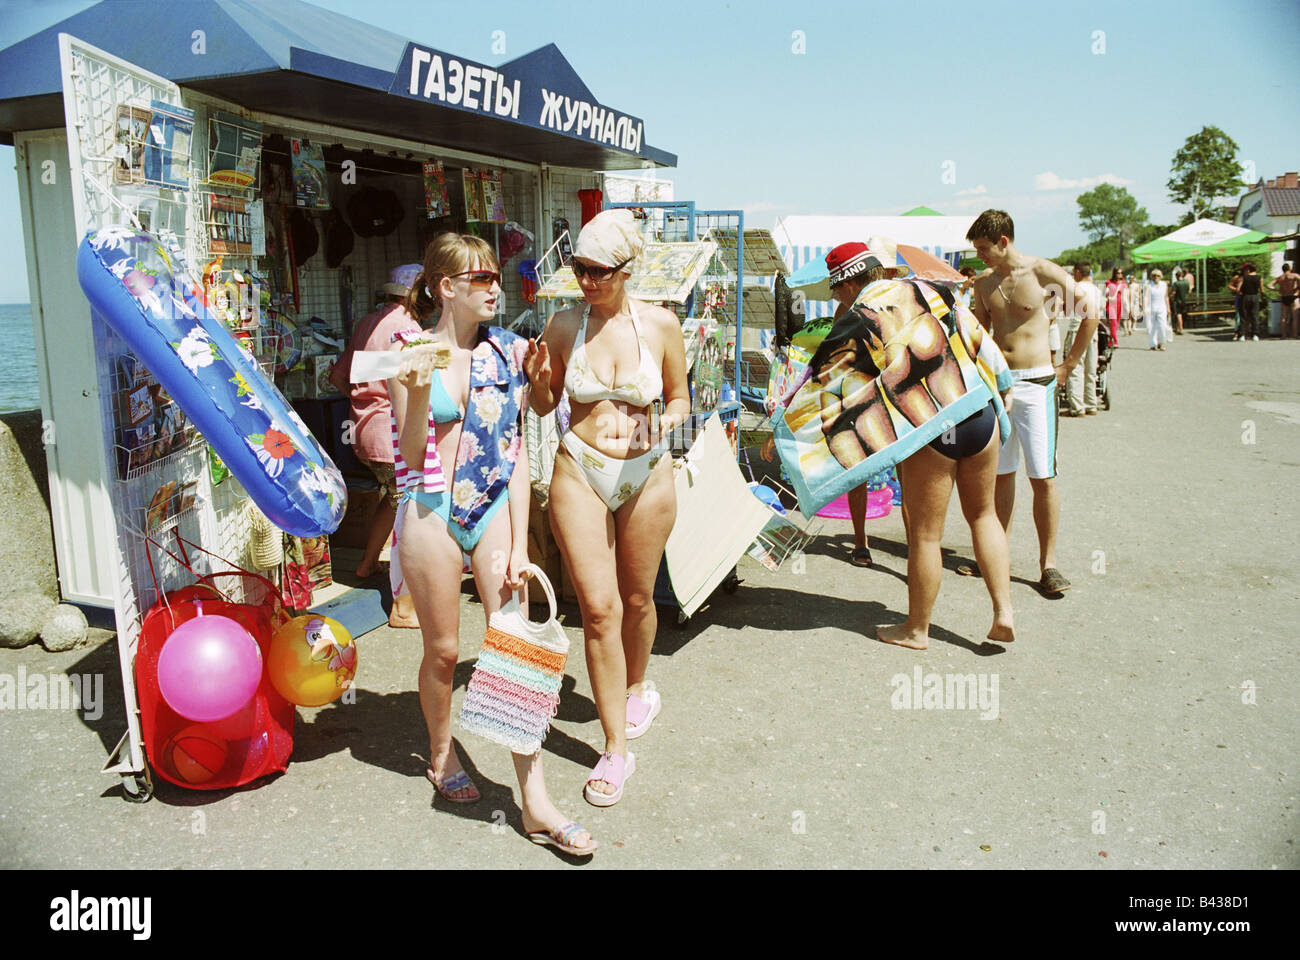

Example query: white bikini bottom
[560,430,671,512]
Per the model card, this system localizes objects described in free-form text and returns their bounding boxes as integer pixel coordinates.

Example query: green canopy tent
[1130,219,1282,310]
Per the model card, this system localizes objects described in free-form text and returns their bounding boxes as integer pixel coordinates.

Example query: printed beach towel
[773,277,1013,518]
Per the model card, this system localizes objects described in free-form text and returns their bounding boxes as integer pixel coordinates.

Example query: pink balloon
[157,613,263,723]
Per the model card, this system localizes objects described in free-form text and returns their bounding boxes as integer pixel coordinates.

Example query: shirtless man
[1265,263,1300,339]
[966,209,1093,596]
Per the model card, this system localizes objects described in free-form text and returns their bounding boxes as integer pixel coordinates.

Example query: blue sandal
[527,820,598,856]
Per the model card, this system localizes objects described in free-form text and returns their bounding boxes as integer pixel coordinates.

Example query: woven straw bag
[246,501,284,571]
[458,563,569,755]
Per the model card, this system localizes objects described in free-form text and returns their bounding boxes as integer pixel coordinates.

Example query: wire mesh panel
[59,37,269,793]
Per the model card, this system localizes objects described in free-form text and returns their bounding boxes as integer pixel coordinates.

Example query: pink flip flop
[625,683,661,740]
[584,750,635,807]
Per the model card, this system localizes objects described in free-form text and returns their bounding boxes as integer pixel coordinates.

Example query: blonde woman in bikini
[524,210,690,806]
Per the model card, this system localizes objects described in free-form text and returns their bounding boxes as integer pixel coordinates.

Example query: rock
[0,593,57,648]
[0,413,58,605]
[40,603,88,652]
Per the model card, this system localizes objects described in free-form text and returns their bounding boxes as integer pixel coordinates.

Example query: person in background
[332,263,422,628]
[1128,268,1145,333]
[1229,266,1245,341]
[1104,267,1128,341]
[1170,268,1191,336]
[1238,263,1263,341]
[957,266,978,310]
[1144,269,1170,351]
[1063,262,1102,416]
[1264,262,1299,339]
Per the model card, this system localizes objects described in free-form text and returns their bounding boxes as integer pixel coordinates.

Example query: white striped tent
[771,215,976,320]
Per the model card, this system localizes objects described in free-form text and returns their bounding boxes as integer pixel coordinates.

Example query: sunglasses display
[570,258,630,281]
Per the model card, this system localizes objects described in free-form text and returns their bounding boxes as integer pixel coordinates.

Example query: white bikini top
[564,301,662,407]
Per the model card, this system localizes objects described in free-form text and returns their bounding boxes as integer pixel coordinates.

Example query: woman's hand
[524,338,550,388]
[394,344,445,390]
[506,548,533,591]
[760,435,776,462]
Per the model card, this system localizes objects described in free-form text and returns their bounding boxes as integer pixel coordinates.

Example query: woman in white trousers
[1145,269,1171,351]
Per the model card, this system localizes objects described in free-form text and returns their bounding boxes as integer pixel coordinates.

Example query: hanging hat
[825,239,908,286]
[324,210,354,268]
[382,263,422,298]
[498,227,528,262]
[288,209,319,263]
[347,187,405,238]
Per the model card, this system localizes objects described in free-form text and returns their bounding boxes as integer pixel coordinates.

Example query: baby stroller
[1094,322,1113,410]
[1057,321,1113,412]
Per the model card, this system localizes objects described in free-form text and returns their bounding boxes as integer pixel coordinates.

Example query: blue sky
[1,0,1296,302]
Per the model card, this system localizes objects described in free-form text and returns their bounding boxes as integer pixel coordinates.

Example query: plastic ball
[157,612,263,722]
[267,615,356,707]
[161,723,229,785]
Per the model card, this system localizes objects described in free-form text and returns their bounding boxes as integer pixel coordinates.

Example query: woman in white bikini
[524,210,690,806]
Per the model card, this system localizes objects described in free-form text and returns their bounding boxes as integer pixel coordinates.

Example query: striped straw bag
[458,563,569,755]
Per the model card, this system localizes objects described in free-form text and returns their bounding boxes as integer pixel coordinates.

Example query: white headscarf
[573,208,645,273]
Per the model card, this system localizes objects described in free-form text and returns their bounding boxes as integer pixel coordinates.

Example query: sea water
[0,303,40,414]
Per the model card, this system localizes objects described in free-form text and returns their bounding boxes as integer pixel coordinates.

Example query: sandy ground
[1,321,1296,869]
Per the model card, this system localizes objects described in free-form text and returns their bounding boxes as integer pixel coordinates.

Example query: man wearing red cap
[763,240,911,565]
[966,210,1088,596]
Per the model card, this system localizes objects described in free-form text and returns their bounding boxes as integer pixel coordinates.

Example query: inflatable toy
[160,724,229,785]
[267,614,356,707]
[156,607,263,722]
[77,227,346,537]
[136,577,295,791]
[816,487,893,520]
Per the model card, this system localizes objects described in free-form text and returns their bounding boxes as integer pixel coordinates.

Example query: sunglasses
[570,258,631,281]
[451,270,500,287]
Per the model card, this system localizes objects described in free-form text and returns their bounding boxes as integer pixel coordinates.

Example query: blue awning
[0,0,676,170]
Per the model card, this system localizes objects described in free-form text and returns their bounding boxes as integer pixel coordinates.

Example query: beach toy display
[267,615,357,707]
[76,226,346,538]
[135,577,295,791]
[156,607,263,722]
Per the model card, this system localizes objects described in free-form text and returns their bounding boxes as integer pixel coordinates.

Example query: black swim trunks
[927,401,997,461]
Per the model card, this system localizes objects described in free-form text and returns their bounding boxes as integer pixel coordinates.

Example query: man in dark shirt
[1239,264,1263,341]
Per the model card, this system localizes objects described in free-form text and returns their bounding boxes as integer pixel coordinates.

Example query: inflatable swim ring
[260,311,301,374]
[78,227,346,538]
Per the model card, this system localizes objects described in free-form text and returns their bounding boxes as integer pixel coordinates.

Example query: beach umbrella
[1131,219,1283,310]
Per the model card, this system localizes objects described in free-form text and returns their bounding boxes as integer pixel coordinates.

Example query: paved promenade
[2,321,1296,869]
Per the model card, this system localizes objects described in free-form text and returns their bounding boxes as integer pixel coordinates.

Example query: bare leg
[847,483,869,550]
[389,591,419,629]
[613,457,676,697]
[956,434,1015,642]
[548,451,625,797]
[877,445,955,650]
[357,497,395,578]
[398,499,477,800]
[995,471,1016,534]
[468,506,593,849]
[1028,476,1059,574]
[895,461,910,545]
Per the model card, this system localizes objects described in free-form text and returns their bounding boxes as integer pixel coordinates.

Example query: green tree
[1076,183,1149,263]
[1167,126,1246,221]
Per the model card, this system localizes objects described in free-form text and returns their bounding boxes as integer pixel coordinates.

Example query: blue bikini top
[429,370,463,424]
